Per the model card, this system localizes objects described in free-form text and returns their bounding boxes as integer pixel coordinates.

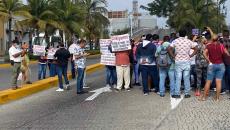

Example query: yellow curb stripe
[0,63,104,105]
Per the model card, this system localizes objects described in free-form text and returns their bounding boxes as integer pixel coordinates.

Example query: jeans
[168,69,176,95]
[50,63,57,77]
[190,65,197,88]
[56,64,69,89]
[175,62,191,95]
[38,64,47,80]
[140,65,158,94]
[159,68,176,96]
[106,66,117,86]
[77,68,85,93]
[133,63,140,83]
[222,65,230,91]
[71,60,76,79]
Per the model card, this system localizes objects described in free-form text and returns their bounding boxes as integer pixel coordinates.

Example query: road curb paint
[0,63,104,104]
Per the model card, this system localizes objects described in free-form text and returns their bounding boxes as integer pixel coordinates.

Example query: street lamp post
[130,14,133,37]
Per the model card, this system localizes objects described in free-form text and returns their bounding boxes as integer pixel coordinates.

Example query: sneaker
[106,84,111,88]
[220,91,226,95]
[172,95,181,99]
[113,84,117,88]
[185,94,191,98]
[156,92,160,95]
[144,93,149,96]
[83,85,90,89]
[77,90,88,94]
[56,88,64,92]
[65,84,70,90]
[126,88,131,92]
[114,88,121,92]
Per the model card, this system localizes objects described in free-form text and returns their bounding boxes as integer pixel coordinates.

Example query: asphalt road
[0,69,230,130]
[0,55,100,90]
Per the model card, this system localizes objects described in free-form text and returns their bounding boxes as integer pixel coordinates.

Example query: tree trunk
[8,18,12,49]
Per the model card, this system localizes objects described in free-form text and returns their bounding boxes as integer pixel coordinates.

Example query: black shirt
[54,48,70,66]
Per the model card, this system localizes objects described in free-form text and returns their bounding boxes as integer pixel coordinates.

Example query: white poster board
[33,45,46,56]
[100,39,116,66]
[111,34,131,52]
[47,48,58,59]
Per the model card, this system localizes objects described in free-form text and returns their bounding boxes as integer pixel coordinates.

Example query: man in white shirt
[9,40,25,89]
[69,42,79,79]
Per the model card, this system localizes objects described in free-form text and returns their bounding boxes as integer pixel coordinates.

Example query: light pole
[130,14,133,37]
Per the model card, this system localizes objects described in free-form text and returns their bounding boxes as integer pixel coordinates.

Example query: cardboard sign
[100,39,112,53]
[192,29,199,35]
[33,45,46,56]
[100,53,116,66]
[47,48,58,59]
[111,34,131,52]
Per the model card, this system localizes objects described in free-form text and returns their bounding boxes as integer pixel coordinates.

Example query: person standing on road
[168,29,198,98]
[200,27,230,101]
[74,39,89,94]
[54,43,71,92]
[132,38,141,86]
[38,50,47,80]
[69,41,78,79]
[21,43,32,84]
[156,36,174,97]
[136,34,158,95]
[9,40,25,90]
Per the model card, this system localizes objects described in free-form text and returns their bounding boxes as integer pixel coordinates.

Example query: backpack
[157,46,171,67]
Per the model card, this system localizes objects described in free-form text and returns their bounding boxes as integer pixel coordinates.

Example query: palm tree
[0,0,27,49]
[78,0,109,50]
[50,0,83,44]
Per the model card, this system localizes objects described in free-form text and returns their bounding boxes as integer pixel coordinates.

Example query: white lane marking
[85,86,112,101]
[170,95,184,110]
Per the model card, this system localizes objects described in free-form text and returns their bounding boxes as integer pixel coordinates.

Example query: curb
[0,63,104,105]
[0,54,101,69]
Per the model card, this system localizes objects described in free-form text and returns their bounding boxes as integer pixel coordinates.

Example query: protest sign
[100,39,112,53]
[100,53,116,66]
[33,45,46,56]
[111,34,131,52]
[47,48,58,59]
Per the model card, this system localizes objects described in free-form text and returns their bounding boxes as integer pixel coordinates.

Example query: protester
[156,36,175,97]
[221,29,230,93]
[132,38,141,86]
[48,46,57,77]
[190,37,198,88]
[195,37,208,96]
[9,40,25,90]
[114,49,131,91]
[20,43,32,84]
[137,34,158,95]
[74,39,89,94]
[68,41,79,79]
[38,51,47,80]
[105,65,117,88]
[54,43,71,92]
[200,27,230,101]
[168,29,198,98]
[129,39,135,88]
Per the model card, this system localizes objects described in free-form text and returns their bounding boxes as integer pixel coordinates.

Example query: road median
[0,63,104,105]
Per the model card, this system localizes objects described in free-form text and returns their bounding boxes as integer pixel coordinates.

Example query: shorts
[207,63,225,80]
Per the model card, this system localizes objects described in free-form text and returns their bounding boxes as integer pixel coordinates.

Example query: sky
[107,0,230,28]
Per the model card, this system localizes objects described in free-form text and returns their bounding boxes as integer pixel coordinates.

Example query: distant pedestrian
[137,34,158,95]
[74,39,89,94]
[54,43,71,92]
[9,40,25,89]
[168,29,198,98]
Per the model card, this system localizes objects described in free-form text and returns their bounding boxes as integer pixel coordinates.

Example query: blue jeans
[38,64,46,80]
[106,66,117,86]
[71,60,76,79]
[168,69,176,95]
[133,63,140,83]
[175,62,191,95]
[56,64,69,89]
[140,65,158,94]
[159,68,176,96]
[77,68,85,93]
[222,65,230,91]
[50,63,57,77]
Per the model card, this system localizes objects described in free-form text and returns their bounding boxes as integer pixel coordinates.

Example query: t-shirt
[9,46,22,62]
[115,51,130,66]
[74,47,86,68]
[206,42,225,64]
[68,43,78,54]
[54,48,70,66]
[170,37,197,62]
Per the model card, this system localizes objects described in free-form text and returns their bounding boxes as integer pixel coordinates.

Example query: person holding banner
[54,43,71,92]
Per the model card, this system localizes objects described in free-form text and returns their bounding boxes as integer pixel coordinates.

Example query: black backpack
[157,46,171,67]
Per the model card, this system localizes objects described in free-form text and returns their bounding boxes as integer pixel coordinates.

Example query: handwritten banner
[111,34,131,52]
[33,45,46,56]
[100,53,116,66]
[100,39,112,53]
[47,48,58,59]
